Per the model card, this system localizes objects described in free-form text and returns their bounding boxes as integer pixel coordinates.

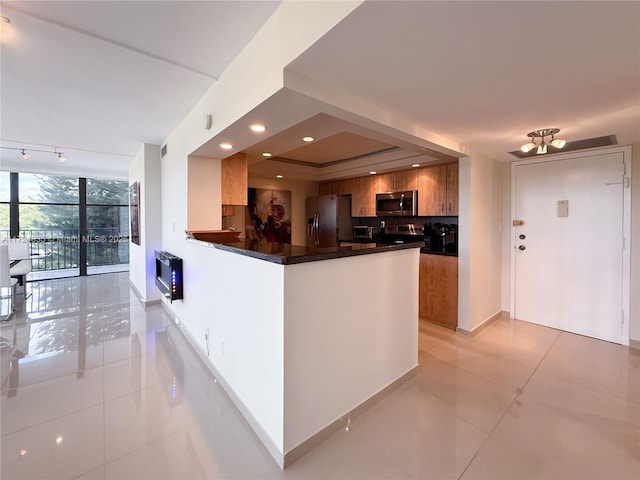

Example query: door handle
[518,245,526,251]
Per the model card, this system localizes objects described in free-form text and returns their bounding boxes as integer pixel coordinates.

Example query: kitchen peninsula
[182,235,421,468]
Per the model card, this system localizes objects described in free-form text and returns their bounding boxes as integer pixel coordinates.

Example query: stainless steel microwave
[376,190,418,216]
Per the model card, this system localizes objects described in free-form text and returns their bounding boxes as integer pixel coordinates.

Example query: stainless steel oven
[375,190,418,216]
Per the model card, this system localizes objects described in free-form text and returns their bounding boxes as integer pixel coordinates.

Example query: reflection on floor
[2,272,639,479]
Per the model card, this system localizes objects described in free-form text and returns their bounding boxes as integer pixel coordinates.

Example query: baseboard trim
[161,304,284,468]
[159,302,420,470]
[282,364,419,468]
[457,311,502,336]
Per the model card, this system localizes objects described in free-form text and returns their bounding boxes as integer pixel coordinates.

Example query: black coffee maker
[423,222,458,254]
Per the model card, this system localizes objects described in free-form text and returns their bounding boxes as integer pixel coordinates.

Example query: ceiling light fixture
[302,136,314,143]
[521,128,566,155]
[1,146,66,161]
[219,143,233,150]
[250,124,266,133]
[411,163,420,168]
[262,152,273,157]
[276,174,284,179]
[369,171,377,175]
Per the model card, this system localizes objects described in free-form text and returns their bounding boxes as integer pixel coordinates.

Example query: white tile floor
[1,272,639,479]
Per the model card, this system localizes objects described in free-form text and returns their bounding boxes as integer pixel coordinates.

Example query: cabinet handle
[441,202,445,214]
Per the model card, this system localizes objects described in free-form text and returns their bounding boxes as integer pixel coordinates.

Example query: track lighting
[0,146,68,161]
[521,128,566,155]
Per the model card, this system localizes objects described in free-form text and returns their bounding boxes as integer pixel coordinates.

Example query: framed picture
[246,188,292,244]
[129,181,140,245]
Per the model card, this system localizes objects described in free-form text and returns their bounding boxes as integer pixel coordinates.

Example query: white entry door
[512,151,626,344]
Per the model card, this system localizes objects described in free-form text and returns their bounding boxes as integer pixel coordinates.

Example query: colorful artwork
[129,181,140,245]
[246,188,291,243]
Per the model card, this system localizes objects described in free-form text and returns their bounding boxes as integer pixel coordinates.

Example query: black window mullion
[10,172,19,237]
[79,178,87,276]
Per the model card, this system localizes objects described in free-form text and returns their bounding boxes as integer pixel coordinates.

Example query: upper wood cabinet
[319,181,338,196]
[446,162,459,215]
[357,175,377,217]
[319,161,458,218]
[336,176,377,217]
[418,164,447,215]
[221,153,247,205]
[417,162,458,216]
[376,170,418,193]
[395,169,419,191]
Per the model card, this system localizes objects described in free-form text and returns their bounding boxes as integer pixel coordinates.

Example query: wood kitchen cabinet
[417,162,458,215]
[357,175,377,217]
[221,152,248,205]
[377,170,418,193]
[419,253,458,329]
[445,162,459,215]
[337,176,377,217]
[319,181,338,195]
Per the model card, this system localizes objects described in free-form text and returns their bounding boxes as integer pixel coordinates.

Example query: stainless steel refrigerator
[305,195,353,247]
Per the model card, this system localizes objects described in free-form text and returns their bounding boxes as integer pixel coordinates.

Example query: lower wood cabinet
[419,254,458,329]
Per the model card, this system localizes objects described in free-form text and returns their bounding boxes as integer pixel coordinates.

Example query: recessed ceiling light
[262,152,273,157]
[276,174,284,179]
[369,171,377,175]
[250,124,266,133]
[302,136,314,142]
[219,143,233,150]
[411,163,420,168]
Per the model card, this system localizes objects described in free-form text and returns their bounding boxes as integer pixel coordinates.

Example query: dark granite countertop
[186,237,422,265]
[420,247,458,257]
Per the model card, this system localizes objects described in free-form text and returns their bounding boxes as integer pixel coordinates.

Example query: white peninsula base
[173,241,420,468]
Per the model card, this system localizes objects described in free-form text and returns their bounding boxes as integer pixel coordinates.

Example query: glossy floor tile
[2,273,639,479]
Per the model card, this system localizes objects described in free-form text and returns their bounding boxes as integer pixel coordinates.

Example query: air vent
[161,144,168,158]
[509,135,617,159]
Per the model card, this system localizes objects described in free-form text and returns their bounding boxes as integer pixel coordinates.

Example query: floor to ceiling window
[85,177,129,275]
[2,172,129,279]
[19,173,80,278]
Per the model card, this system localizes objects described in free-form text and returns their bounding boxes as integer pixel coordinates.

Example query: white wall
[458,155,503,333]
[128,143,162,303]
[150,0,364,459]
[283,248,418,453]
[187,155,221,231]
[176,241,286,456]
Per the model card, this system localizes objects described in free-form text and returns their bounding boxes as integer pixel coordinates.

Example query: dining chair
[0,244,18,321]
[6,239,32,292]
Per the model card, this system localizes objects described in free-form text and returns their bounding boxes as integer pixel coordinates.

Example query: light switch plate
[558,200,569,217]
